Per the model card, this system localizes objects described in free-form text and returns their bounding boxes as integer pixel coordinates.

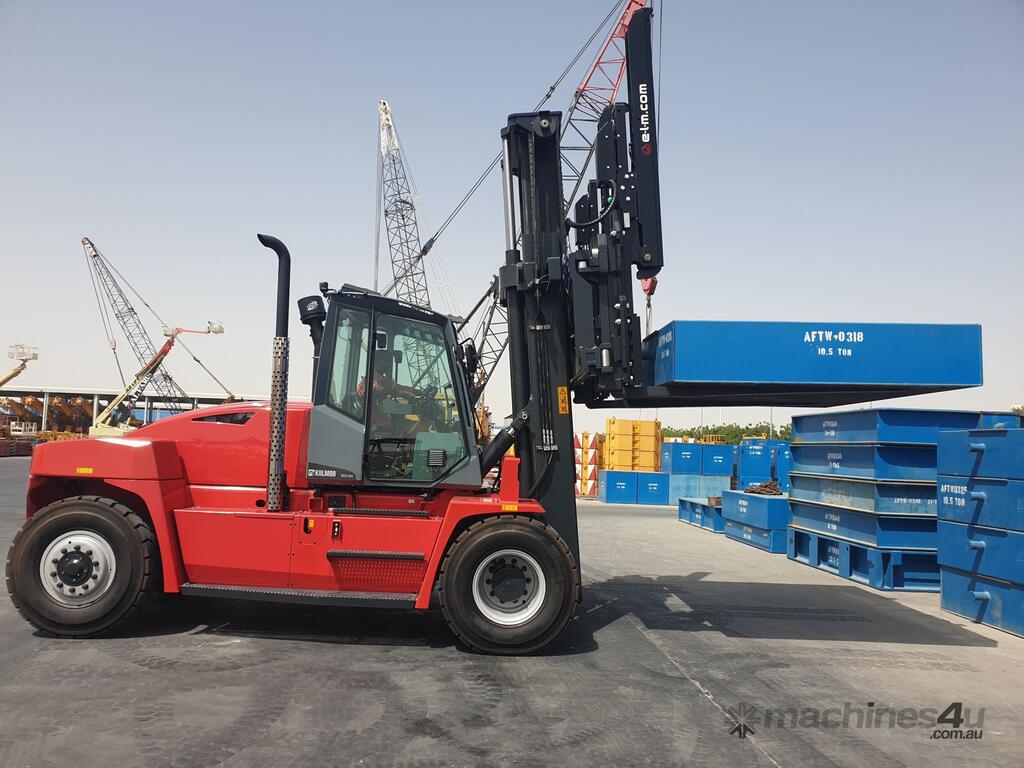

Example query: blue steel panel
[598,470,638,504]
[788,529,940,592]
[652,321,983,388]
[694,503,725,533]
[938,428,1024,481]
[791,409,1018,445]
[937,475,1024,531]
[637,472,670,505]
[702,445,734,476]
[941,567,1024,637]
[722,491,790,529]
[724,520,788,553]
[677,499,692,523]
[669,473,702,503]
[790,443,936,481]
[937,520,1024,585]
[739,441,778,478]
[773,444,791,480]
[788,474,937,516]
[789,501,937,550]
[661,443,702,475]
[699,475,732,498]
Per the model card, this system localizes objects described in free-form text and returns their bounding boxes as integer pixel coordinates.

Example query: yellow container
[632,420,662,438]
[605,417,638,436]
[632,450,660,471]
[632,434,662,454]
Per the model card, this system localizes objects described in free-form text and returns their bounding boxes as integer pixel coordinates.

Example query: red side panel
[175,508,294,587]
[30,438,183,481]
[289,514,442,592]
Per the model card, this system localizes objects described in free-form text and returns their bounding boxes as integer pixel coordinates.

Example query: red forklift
[4,10,928,654]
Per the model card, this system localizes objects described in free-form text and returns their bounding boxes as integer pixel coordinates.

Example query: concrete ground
[1,456,1021,768]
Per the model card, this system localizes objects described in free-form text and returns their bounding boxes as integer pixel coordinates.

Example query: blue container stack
[737,438,788,489]
[786,409,1018,592]
[598,469,672,506]
[937,427,1024,637]
[722,490,790,553]
[664,442,734,507]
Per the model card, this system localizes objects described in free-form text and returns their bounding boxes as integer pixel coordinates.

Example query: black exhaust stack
[258,233,291,512]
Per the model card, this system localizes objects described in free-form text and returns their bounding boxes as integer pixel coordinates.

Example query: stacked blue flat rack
[678,497,725,533]
[663,443,733,505]
[786,409,1018,592]
[937,427,1024,637]
[722,490,790,553]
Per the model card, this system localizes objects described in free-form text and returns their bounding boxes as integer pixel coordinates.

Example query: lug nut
[93,562,99,567]
[82,585,89,590]
[85,550,92,556]
[92,575,98,581]
[74,545,81,551]
[60,548,67,555]
[50,571,57,577]
[56,584,64,589]
[51,558,58,564]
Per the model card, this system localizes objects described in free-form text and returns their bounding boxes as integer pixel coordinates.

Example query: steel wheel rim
[471,548,546,627]
[38,529,117,608]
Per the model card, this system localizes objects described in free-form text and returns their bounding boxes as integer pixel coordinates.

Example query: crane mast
[83,237,191,413]
[377,100,431,309]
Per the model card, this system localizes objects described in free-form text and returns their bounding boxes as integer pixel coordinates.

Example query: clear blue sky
[1,0,1021,432]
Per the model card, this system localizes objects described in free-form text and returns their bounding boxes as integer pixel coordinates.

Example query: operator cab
[306,285,482,489]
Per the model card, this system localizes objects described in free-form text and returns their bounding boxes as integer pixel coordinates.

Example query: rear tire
[6,496,158,637]
[437,515,579,655]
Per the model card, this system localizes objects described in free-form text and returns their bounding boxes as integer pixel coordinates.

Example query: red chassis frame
[23,402,542,610]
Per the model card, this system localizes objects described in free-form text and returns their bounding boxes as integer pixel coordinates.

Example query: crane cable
[381,0,628,298]
[97,252,235,399]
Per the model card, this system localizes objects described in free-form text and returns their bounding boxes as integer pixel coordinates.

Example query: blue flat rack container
[680,498,724,531]
[790,443,936,482]
[725,520,788,553]
[677,499,693,524]
[937,428,1024,481]
[791,409,1018,445]
[636,472,670,505]
[940,567,1024,637]
[661,443,702,475]
[788,474,936,516]
[702,445,734,476]
[651,321,983,390]
[722,490,791,529]
[598,470,638,504]
[694,503,725,533]
[936,475,1024,532]
[739,441,780,478]
[789,500,936,550]
[699,475,732,498]
[937,520,1024,585]
[787,528,940,591]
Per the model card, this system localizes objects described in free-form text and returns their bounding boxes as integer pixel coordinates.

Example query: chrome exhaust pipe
[258,233,291,512]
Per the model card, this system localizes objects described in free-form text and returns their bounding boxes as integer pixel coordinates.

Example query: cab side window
[366,314,468,482]
[327,308,371,421]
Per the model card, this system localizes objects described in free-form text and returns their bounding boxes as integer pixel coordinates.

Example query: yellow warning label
[501,504,519,512]
[75,467,94,475]
[557,386,570,415]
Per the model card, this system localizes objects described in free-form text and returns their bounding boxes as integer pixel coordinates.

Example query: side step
[180,583,417,609]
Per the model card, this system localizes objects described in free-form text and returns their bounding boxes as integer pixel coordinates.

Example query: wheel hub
[471,548,547,627]
[38,530,117,608]
[56,551,94,586]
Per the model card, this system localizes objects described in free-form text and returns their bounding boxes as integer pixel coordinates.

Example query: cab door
[306,306,371,483]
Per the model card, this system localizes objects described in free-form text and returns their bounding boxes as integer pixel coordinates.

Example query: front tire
[6,496,158,637]
[438,515,580,655]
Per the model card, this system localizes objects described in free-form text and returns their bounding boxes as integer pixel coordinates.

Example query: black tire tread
[5,495,158,637]
[436,514,580,654]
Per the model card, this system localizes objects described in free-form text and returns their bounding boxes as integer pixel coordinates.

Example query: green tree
[662,421,791,445]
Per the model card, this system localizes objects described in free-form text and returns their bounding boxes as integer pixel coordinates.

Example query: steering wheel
[342,392,365,418]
